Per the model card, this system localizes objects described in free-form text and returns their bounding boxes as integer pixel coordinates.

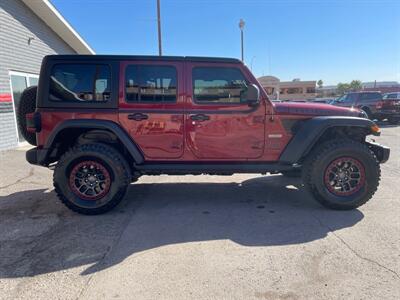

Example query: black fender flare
[279,116,375,164]
[43,119,144,164]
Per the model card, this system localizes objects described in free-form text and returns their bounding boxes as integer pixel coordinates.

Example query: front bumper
[366,141,390,164]
[26,147,48,166]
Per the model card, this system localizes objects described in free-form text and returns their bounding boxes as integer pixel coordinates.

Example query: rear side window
[50,64,111,102]
[360,93,381,101]
[192,67,247,104]
[125,65,177,103]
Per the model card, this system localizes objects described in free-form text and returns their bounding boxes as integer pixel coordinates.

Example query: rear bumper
[366,141,390,164]
[26,147,48,166]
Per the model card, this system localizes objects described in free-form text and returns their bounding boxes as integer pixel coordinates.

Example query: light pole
[157,0,162,56]
[239,19,245,62]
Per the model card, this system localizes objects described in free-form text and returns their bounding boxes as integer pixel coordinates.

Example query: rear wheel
[17,86,37,145]
[54,143,131,215]
[302,139,380,210]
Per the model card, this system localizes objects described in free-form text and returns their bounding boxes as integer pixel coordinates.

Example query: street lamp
[239,19,245,62]
[157,0,162,56]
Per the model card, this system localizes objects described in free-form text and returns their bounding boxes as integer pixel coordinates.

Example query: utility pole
[239,19,245,62]
[157,0,162,56]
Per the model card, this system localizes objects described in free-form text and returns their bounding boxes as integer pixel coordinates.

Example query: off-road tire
[281,169,302,178]
[302,139,380,210]
[54,143,131,215]
[17,86,37,145]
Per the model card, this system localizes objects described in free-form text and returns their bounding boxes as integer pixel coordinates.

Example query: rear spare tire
[302,139,380,210]
[17,86,37,145]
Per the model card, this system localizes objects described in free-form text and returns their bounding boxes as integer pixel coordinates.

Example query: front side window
[125,65,177,103]
[338,93,357,103]
[192,67,248,104]
[50,64,111,102]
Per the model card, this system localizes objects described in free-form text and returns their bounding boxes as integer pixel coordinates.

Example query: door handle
[190,114,210,122]
[128,113,149,121]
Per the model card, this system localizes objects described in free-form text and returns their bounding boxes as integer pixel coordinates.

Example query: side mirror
[243,84,260,107]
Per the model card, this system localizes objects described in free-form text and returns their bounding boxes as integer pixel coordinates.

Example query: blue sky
[51,0,400,85]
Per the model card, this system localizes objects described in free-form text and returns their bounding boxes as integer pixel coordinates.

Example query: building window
[306,87,316,93]
[50,64,111,102]
[287,88,302,94]
[125,65,177,103]
[192,67,248,104]
[265,87,274,95]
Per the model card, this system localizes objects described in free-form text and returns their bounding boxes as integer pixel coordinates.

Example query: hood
[273,101,361,117]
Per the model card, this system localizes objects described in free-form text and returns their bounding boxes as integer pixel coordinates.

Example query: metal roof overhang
[21,0,95,54]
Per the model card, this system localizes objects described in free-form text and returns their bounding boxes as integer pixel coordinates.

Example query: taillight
[376,100,383,109]
[26,112,41,133]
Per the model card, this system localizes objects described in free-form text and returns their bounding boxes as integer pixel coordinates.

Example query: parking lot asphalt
[0,123,399,300]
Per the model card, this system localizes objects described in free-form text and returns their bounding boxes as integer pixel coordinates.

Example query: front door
[335,93,357,108]
[118,61,184,159]
[185,63,266,159]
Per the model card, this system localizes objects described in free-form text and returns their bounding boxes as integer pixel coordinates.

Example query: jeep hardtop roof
[43,54,242,63]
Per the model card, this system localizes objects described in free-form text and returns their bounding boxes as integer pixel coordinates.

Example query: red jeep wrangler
[19,55,389,214]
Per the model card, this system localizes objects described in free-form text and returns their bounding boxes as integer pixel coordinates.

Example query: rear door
[118,61,184,159]
[356,92,381,107]
[185,62,266,159]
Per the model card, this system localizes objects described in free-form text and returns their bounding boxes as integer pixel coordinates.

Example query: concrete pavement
[0,124,399,299]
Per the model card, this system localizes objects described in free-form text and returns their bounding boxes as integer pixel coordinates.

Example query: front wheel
[361,108,372,120]
[302,139,380,210]
[54,143,131,215]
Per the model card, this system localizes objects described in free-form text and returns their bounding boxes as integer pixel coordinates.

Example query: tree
[317,79,323,89]
[349,80,362,91]
[337,83,350,95]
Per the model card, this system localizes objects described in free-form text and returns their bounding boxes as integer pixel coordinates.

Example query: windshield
[336,95,347,102]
